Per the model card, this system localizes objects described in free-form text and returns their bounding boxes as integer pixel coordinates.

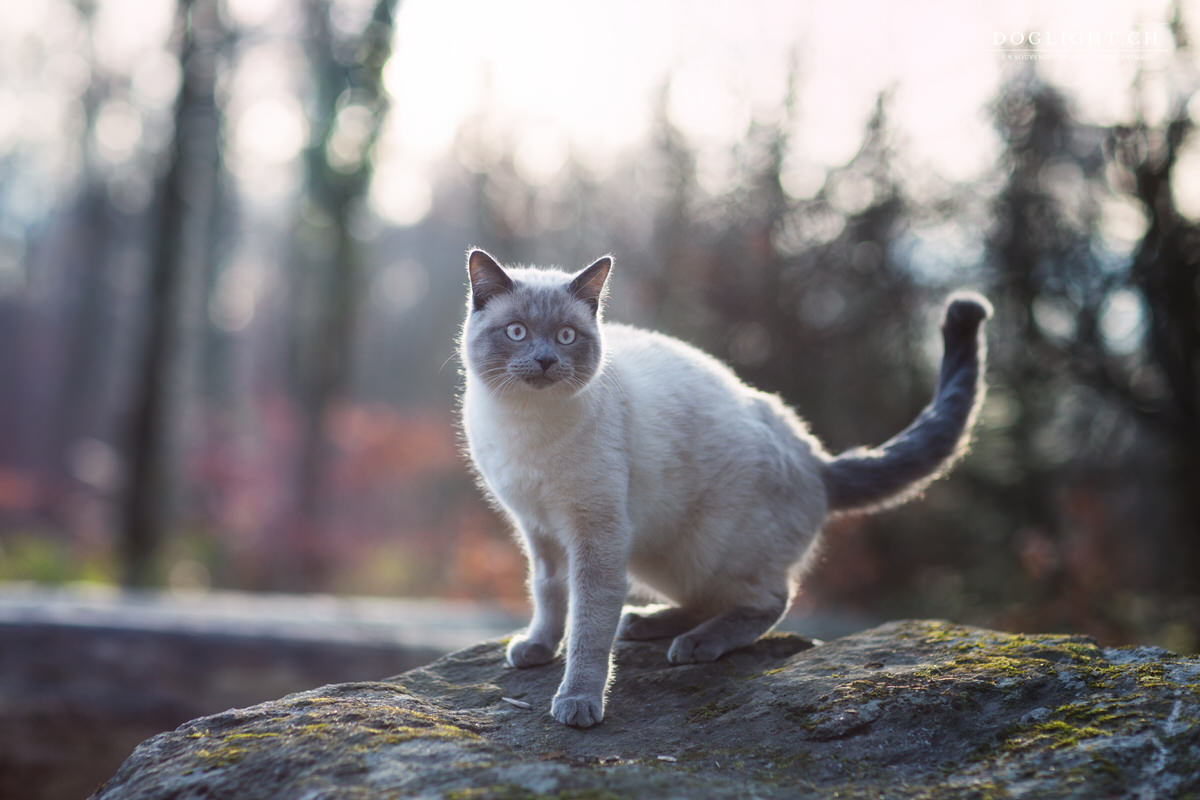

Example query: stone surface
[92,619,1200,799]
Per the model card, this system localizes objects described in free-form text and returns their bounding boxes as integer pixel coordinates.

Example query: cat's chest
[472,426,569,486]
[464,398,598,519]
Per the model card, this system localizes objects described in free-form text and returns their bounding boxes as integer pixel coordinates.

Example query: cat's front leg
[507,530,568,668]
[551,520,630,728]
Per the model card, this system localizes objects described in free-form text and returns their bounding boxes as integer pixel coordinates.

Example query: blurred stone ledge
[0,582,523,651]
[0,582,522,800]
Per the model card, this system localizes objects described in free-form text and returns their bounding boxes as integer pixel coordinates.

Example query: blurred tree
[455,108,530,261]
[279,0,399,588]
[701,91,925,449]
[985,70,1106,607]
[1111,4,1200,590]
[49,0,118,493]
[1109,106,1199,589]
[644,81,701,331]
[983,39,1199,640]
[120,0,225,586]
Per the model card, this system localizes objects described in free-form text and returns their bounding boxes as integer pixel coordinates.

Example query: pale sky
[351,0,1190,224]
[2,0,1196,229]
[0,0,1188,361]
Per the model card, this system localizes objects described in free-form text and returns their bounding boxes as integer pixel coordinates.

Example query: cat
[458,248,990,728]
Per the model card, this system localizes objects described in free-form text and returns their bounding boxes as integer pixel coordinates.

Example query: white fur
[465,322,832,601]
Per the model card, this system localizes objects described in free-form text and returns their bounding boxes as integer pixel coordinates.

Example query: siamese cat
[459,249,990,728]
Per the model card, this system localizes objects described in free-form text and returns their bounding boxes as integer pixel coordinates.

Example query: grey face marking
[464,255,609,395]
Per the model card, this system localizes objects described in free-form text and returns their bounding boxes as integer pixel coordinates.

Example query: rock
[92,620,1200,799]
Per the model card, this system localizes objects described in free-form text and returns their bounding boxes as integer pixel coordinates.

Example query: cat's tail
[821,292,992,515]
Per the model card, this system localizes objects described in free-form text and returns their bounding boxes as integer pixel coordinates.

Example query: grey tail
[822,292,992,515]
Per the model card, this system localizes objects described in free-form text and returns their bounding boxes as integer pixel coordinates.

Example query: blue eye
[557,327,577,345]
[505,323,527,341]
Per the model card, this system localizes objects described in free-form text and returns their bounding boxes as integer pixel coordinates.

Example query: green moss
[677,683,712,695]
[953,779,1009,800]
[792,777,1011,800]
[187,731,289,766]
[1005,719,1109,751]
[182,696,484,775]
[1089,755,1123,780]
[444,788,621,800]
[685,699,739,723]
[1134,663,1170,688]
[917,621,960,644]
[370,724,483,744]
[820,654,1036,709]
[1049,699,1141,732]
[891,624,1188,699]
[444,785,534,800]
[937,654,1046,678]
[289,715,483,747]
[447,682,504,695]
[281,695,344,708]
[223,731,284,741]
[914,623,1105,668]
[767,751,816,773]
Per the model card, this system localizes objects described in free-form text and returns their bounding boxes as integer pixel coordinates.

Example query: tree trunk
[120,0,222,587]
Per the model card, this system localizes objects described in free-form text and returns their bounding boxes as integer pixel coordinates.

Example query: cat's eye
[505,323,527,341]
[556,326,577,345]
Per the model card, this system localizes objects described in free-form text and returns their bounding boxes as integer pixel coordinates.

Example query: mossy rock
[92,620,1200,799]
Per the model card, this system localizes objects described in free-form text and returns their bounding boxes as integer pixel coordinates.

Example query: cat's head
[461,249,610,396]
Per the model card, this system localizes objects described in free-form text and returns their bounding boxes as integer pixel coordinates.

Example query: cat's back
[598,321,825,544]
[599,322,793,442]
[603,321,824,451]
[602,323,746,397]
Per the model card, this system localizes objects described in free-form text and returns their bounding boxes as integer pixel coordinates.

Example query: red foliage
[174,395,528,601]
[327,403,461,490]
[0,468,40,512]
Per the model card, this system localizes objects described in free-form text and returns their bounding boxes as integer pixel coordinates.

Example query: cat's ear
[569,256,612,314]
[467,249,514,311]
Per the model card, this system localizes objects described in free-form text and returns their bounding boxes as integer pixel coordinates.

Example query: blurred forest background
[0,0,1197,652]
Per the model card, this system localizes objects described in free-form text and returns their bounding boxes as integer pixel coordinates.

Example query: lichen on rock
[92,620,1200,799]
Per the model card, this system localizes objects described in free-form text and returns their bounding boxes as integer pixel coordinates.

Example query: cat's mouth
[522,375,559,389]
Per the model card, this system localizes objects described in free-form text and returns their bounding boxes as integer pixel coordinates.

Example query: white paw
[506,636,556,668]
[667,633,725,665]
[551,693,604,727]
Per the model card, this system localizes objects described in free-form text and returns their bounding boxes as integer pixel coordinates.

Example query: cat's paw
[551,693,604,727]
[618,605,698,640]
[667,633,725,665]
[506,636,556,668]
[617,609,659,640]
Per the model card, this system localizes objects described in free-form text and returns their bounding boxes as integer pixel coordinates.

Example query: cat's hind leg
[666,593,789,665]
[618,604,705,641]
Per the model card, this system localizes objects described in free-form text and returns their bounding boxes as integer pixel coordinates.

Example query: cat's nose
[535,355,558,371]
